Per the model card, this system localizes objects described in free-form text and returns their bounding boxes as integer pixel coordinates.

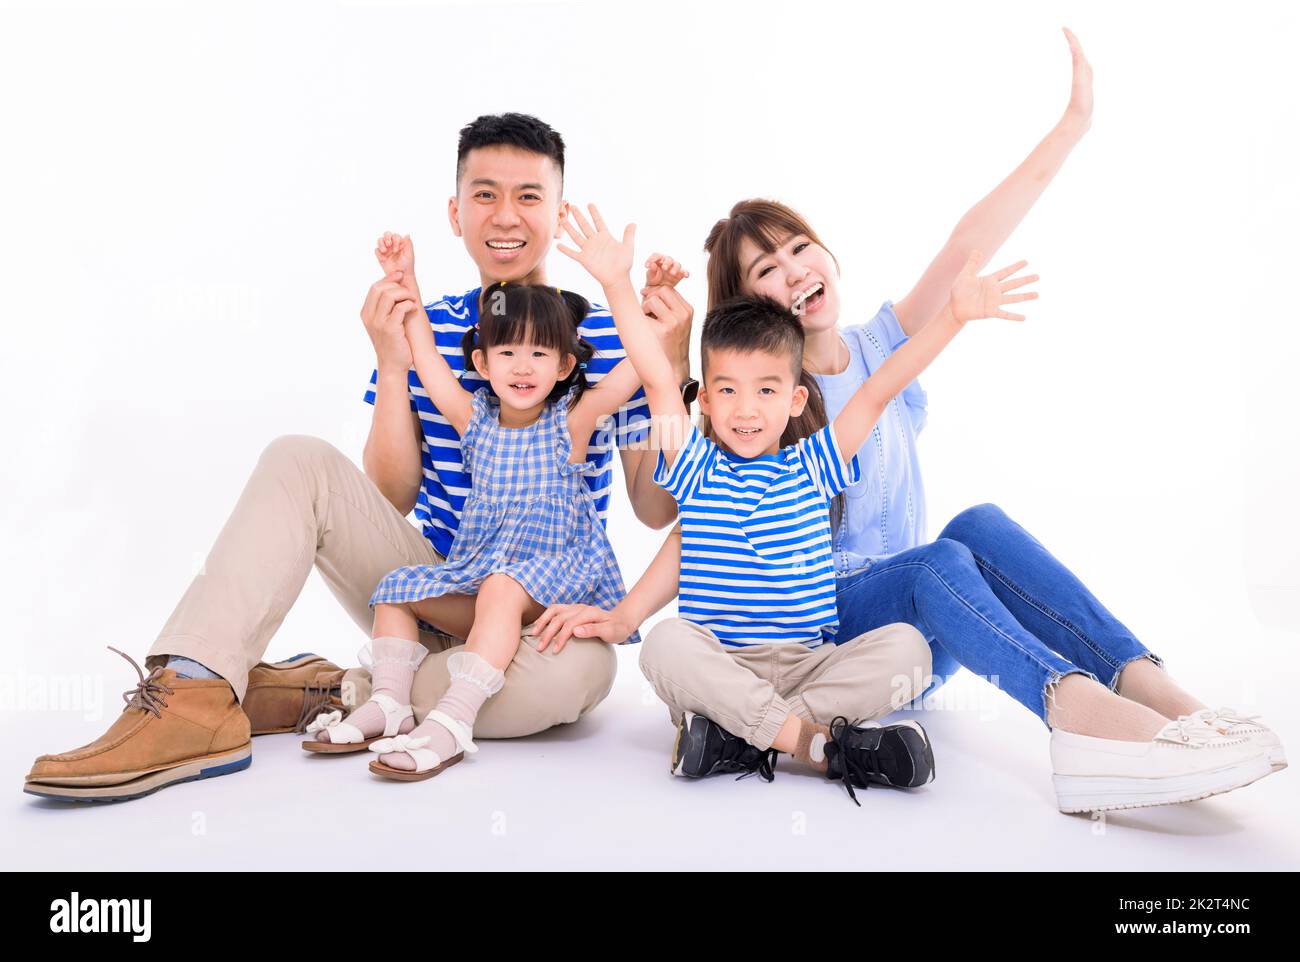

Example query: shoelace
[107,646,174,719]
[736,748,779,783]
[715,739,778,783]
[828,716,884,806]
[294,680,344,734]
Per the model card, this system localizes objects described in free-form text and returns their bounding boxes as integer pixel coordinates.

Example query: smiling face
[449,145,566,288]
[737,232,841,336]
[699,347,809,459]
[471,340,576,424]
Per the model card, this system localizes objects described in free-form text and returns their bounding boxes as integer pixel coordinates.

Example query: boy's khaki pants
[144,435,615,738]
[639,618,933,750]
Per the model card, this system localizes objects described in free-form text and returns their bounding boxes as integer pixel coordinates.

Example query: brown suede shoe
[244,653,346,736]
[24,647,252,803]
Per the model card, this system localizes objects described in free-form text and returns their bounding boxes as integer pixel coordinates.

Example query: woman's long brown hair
[699,199,847,525]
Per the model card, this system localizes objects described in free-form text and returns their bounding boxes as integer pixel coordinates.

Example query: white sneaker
[1050,716,1274,813]
[1185,707,1286,770]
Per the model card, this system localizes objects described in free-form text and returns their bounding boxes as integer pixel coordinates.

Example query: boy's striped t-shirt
[364,287,650,559]
[653,421,862,648]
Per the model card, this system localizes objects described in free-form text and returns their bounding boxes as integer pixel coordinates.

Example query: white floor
[4,637,1297,872]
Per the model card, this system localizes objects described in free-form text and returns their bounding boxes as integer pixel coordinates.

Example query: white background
[1,0,1297,870]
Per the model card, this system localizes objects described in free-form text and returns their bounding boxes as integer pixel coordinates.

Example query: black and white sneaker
[823,716,935,805]
[671,711,778,782]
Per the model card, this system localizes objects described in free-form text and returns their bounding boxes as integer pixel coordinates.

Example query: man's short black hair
[701,294,805,378]
[456,113,566,189]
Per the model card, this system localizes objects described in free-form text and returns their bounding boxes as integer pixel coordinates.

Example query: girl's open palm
[949,251,1039,323]
[556,203,635,287]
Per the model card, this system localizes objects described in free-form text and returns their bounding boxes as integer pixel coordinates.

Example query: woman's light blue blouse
[813,300,928,575]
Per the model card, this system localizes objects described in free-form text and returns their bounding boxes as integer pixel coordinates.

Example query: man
[24,112,693,802]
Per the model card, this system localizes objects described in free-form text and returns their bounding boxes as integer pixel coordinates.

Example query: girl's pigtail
[558,289,594,402]
[569,337,595,401]
[459,326,478,378]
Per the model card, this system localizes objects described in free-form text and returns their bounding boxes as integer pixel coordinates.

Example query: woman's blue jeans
[832,503,1163,727]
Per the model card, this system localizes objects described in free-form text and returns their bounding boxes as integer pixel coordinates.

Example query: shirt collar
[715,443,798,475]
[464,287,482,327]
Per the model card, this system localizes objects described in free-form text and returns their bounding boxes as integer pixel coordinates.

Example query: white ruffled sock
[311,636,424,743]
[379,651,504,771]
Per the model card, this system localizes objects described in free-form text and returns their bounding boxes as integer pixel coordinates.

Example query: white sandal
[301,692,414,754]
[368,710,478,781]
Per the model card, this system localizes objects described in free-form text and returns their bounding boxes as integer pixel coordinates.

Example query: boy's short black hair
[700,295,804,378]
[456,113,566,189]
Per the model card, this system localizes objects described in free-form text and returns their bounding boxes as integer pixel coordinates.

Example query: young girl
[550,203,1037,801]
[303,238,642,782]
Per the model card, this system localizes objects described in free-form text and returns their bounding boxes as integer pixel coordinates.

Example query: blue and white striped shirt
[364,287,650,558]
[654,421,862,648]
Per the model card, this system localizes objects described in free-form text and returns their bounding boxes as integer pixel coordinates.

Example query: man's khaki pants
[145,435,615,738]
[639,618,932,750]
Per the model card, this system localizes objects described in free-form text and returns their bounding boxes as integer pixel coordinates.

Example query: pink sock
[310,636,424,743]
[379,651,504,771]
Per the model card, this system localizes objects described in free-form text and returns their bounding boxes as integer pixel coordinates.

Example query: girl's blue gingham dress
[369,386,639,644]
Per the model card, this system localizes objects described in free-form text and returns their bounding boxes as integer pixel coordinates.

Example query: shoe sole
[1053,753,1275,813]
[368,753,463,782]
[884,720,936,788]
[301,738,378,754]
[670,712,705,777]
[23,744,252,803]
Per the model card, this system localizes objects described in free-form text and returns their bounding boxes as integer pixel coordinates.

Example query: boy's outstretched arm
[835,253,1038,459]
[621,447,678,530]
[531,524,683,653]
[892,27,1092,337]
[558,203,690,466]
[618,280,694,530]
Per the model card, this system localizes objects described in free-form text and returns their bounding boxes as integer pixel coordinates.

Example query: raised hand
[376,232,420,299]
[1062,27,1093,133]
[643,253,688,290]
[376,232,414,274]
[556,203,635,288]
[949,251,1038,324]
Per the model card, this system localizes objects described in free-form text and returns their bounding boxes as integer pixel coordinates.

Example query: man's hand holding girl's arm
[370,233,474,437]
[361,266,426,514]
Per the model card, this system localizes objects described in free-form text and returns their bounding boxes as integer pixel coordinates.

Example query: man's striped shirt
[364,287,650,558]
[654,421,861,648]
